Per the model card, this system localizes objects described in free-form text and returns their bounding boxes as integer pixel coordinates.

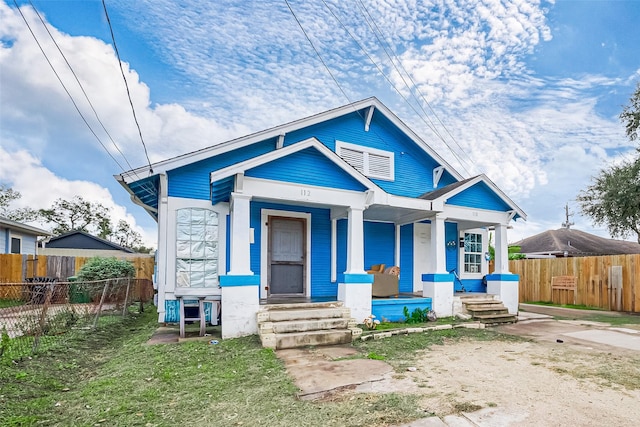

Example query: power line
[101,0,153,174]
[28,0,138,174]
[13,0,127,172]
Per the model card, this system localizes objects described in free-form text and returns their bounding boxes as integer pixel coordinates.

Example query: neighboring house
[39,230,139,258]
[513,228,640,258]
[115,97,526,338]
[0,217,51,256]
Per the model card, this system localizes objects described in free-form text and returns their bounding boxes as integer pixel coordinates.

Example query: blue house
[0,217,51,256]
[116,98,525,339]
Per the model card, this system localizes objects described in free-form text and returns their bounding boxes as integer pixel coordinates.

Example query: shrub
[76,257,135,282]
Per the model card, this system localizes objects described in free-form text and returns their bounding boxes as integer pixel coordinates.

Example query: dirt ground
[403,337,640,426]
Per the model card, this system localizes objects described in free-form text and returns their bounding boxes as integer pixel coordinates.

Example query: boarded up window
[336,140,394,180]
[176,208,219,288]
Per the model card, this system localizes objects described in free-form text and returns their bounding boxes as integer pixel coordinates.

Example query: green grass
[0,299,23,309]
[526,301,602,310]
[559,312,640,326]
[0,306,425,427]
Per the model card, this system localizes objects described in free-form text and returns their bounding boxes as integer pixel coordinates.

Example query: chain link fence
[0,278,153,361]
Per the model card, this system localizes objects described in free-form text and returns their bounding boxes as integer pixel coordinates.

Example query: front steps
[460,295,517,325]
[257,301,362,349]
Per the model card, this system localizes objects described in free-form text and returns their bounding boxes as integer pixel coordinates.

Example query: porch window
[176,208,219,288]
[463,233,482,274]
[336,140,394,180]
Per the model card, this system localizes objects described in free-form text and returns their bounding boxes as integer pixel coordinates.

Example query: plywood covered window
[176,208,219,288]
[336,140,394,180]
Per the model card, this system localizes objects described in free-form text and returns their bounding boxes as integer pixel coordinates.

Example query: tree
[0,184,38,222]
[111,219,143,250]
[620,82,640,142]
[577,158,640,243]
[578,84,640,243]
[39,196,111,236]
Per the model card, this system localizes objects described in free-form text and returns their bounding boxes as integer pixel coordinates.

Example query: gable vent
[336,140,394,181]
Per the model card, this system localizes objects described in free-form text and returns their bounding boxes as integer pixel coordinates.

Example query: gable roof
[117,97,464,186]
[419,175,526,220]
[0,217,51,236]
[513,228,640,257]
[45,230,134,253]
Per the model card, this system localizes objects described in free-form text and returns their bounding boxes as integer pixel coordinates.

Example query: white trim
[394,224,401,268]
[210,137,383,193]
[331,219,337,283]
[335,140,395,181]
[260,209,312,299]
[243,177,368,209]
[443,204,515,225]
[433,166,445,188]
[276,134,285,149]
[364,106,375,131]
[458,228,488,280]
[118,97,463,184]
[9,234,22,254]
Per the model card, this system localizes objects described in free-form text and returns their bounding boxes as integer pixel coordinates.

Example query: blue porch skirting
[371,297,432,322]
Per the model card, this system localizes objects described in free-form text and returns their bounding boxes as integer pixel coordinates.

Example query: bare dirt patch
[401,338,640,426]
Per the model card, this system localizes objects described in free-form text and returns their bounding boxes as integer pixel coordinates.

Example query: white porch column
[221,192,259,338]
[430,214,447,274]
[423,214,453,317]
[339,206,372,322]
[494,223,509,274]
[487,223,519,314]
[228,192,253,275]
[345,207,366,274]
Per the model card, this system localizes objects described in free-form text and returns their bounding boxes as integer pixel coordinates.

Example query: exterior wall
[250,201,335,297]
[399,223,414,293]
[0,229,37,255]
[447,181,512,212]
[445,222,458,274]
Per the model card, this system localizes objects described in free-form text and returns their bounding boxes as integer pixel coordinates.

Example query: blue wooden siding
[399,224,414,293]
[249,201,335,297]
[245,147,367,191]
[211,176,235,205]
[447,181,513,212]
[168,139,275,199]
[363,222,395,272]
[461,278,486,293]
[445,222,458,273]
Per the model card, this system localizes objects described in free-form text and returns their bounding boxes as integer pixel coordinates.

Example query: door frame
[260,209,311,299]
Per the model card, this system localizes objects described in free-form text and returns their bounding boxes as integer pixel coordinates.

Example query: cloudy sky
[1,0,639,247]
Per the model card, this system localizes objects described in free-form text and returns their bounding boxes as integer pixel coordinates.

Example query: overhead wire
[320,0,472,177]
[352,0,477,174]
[101,0,154,175]
[13,0,128,173]
[28,0,138,174]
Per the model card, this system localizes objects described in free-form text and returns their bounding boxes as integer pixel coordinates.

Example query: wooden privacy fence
[0,254,154,300]
[510,254,640,313]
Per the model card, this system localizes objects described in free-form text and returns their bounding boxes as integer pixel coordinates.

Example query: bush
[76,257,136,282]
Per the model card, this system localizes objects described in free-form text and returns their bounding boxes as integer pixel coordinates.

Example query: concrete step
[258,306,350,323]
[261,317,353,334]
[261,301,344,311]
[466,307,509,316]
[262,329,355,349]
[473,313,518,324]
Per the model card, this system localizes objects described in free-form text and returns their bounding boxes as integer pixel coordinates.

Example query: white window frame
[335,140,394,181]
[459,228,488,279]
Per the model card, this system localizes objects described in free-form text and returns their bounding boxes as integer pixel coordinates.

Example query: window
[176,208,219,288]
[463,233,482,274]
[336,140,394,180]
[10,237,21,254]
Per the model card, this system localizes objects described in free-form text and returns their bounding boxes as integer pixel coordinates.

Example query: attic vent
[336,140,394,181]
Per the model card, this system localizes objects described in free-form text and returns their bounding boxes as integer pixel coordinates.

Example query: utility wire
[101,0,153,174]
[13,0,127,173]
[354,0,477,173]
[28,0,138,175]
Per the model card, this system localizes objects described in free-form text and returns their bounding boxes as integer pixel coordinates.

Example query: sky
[1,0,639,248]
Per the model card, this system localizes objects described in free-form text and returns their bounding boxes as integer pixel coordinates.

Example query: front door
[268,217,305,295]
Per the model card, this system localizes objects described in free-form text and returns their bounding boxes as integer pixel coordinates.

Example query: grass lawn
[0,306,524,427]
[0,299,23,309]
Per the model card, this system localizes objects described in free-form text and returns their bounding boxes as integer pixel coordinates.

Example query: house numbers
[300,188,311,197]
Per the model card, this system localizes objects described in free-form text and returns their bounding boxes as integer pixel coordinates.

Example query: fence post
[32,281,55,353]
[122,278,131,318]
[92,281,110,329]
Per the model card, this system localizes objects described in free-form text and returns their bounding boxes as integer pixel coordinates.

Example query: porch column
[486,223,519,314]
[423,214,453,317]
[221,192,259,338]
[338,206,372,322]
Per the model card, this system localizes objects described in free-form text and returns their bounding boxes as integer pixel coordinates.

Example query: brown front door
[268,217,305,295]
